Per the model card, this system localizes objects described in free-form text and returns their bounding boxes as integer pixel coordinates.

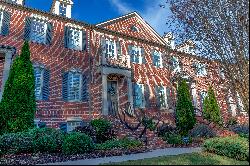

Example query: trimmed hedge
[62,132,94,155]
[203,136,249,161]
[95,137,142,150]
[29,128,65,153]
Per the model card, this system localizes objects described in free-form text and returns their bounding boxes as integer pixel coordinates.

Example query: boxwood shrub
[62,132,94,155]
[29,128,65,153]
[203,136,249,161]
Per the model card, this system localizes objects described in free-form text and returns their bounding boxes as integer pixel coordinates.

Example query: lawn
[103,152,249,165]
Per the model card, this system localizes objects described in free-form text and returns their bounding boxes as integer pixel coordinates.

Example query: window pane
[34,67,43,99]
[30,20,46,44]
[68,73,81,101]
[59,3,67,17]
[159,86,166,108]
[68,29,82,50]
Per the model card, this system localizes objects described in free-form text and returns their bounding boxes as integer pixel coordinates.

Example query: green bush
[175,80,196,136]
[90,118,114,143]
[163,132,183,145]
[0,41,36,134]
[62,132,94,155]
[189,124,216,138]
[95,137,142,150]
[203,136,249,161]
[29,128,65,153]
[0,131,33,155]
[226,117,238,126]
[203,86,222,125]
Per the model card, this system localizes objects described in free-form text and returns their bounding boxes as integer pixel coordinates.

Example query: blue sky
[25,0,172,36]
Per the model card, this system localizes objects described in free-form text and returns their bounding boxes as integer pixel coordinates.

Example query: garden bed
[0,147,148,165]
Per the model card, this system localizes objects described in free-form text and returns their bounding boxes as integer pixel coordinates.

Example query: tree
[0,41,36,134]
[203,86,222,125]
[162,0,249,113]
[175,79,196,136]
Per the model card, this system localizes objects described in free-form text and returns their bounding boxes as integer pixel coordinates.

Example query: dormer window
[130,25,139,32]
[59,3,67,17]
[194,63,207,76]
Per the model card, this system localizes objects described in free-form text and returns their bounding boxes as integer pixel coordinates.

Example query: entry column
[0,51,12,101]
[102,74,108,115]
[127,77,134,110]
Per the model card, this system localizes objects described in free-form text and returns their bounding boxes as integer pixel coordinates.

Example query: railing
[101,54,131,69]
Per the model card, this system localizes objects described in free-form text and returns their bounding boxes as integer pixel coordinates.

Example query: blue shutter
[62,72,69,101]
[116,41,121,56]
[82,74,89,101]
[145,84,150,108]
[1,11,11,36]
[24,17,32,40]
[155,86,160,108]
[134,84,143,108]
[141,47,146,64]
[82,30,86,51]
[151,50,156,66]
[42,69,50,101]
[45,22,53,45]
[64,26,69,48]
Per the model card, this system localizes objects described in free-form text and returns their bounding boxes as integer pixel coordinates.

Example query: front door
[107,80,118,115]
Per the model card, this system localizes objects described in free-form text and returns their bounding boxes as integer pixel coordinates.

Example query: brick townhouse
[0,0,248,132]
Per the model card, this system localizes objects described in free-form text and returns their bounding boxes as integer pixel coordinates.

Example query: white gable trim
[96,12,166,45]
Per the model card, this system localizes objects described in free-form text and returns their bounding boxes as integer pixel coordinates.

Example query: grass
[102,152,249,165]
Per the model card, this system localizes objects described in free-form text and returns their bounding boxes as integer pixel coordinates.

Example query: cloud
[108,0,133,14]
[108,0,172,36]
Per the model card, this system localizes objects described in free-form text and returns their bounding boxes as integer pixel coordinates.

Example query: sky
[25,0,172,36]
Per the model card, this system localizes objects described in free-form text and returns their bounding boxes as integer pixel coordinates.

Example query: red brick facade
[0,1,248,133]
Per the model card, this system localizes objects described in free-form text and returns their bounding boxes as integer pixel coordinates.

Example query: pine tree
[175,79,196,136]
[0,41,36,134]
[203,86,222,125]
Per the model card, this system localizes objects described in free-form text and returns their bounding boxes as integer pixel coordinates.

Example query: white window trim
[30,18,48,44]
[172,56,181,73]
[68,27,82,51]
[105,39,116,59]
[153,50,163,68]
[34,66,45,100]
[135,83,145,108]
[67,71,82,102]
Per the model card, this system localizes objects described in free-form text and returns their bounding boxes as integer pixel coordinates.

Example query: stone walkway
[43,147,202,165]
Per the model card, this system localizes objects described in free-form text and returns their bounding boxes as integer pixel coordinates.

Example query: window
[196,63,207,76]
[152,50,163,67]
[34,66,50,100]
[68,72,82,101]
[64,26,86,51]
[219,67,225,79]
[128,45,145,64]
[131,25,139,32]
[156,86,167,109]
[30,20,47,44]
[34,67,44,100]
[62,70,88,102]
[0,10,11,36]
[134,83,145,108]
[105,40,115,58]
[236,92,245,112]
[200,91,207,109]
[171,56,181,72]
[68,28,82,50]
[59,3,67,17]
[67,120,82,132]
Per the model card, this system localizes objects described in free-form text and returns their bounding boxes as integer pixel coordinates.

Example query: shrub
[73,125,97,142]
[29,128,65,153]
[0,41,36,134]
[157,123,177,137]
[0,131,33,155]
[95,137,142,150]
[90,118,114,143]
[62,132,94,155]
[175,80,196,136]
[203,86,222,125]
[189,124,216,138]
[163,132,183,145]
[228,124,249,135]
[226,117,238,126]
[203,136,249,161]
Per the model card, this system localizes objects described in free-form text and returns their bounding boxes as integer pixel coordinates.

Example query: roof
[96,11,167,45]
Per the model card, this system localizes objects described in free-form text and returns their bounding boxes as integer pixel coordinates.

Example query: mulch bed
[0,142,203,165]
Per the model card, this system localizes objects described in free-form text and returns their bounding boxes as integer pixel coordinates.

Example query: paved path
[43,147,202,165]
